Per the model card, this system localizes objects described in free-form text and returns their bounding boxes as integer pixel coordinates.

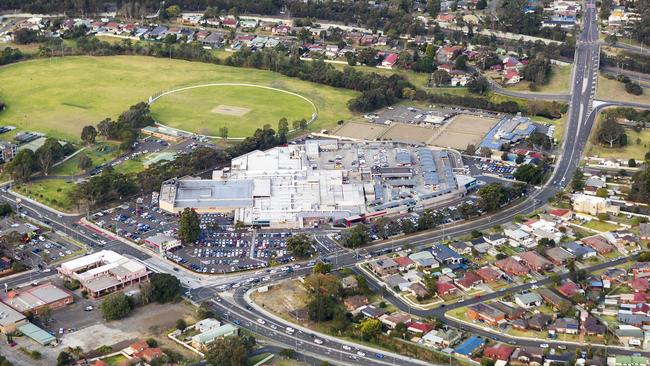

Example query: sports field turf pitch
[0,55,358,141]
[149,85,315,137]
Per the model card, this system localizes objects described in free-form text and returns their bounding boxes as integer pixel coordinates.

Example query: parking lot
[476,160,517,179]
[0,218,84,270]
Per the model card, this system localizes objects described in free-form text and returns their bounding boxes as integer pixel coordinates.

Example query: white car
[286,327,294,333]
[540,343,549,349]
[342,345,352,351]
[257,319,265,325]
[356,351,366,357]
[314,338,324,345]
[270,324,277,330]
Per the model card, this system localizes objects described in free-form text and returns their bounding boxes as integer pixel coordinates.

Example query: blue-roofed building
[432,244,466,264]
[147,25,168,39]
[395,149,412,166]
[479,115,536,151]
[454,336,485,356]
[560,241,597,259]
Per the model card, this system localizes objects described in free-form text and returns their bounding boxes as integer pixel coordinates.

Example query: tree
[150,273,182,303]
[598,118,627,147]
[516,154,525,164]
[204,336,252,366]
[605,34,618,46]
[101,292,134,321]
[514,164,544,185]
[359,318,382,341]
[454,54,468,71]
[176,318,187,331]
[572,168,585,191]
[423,274,437,294]
[56,351,73,366]
[277,117,289,143]
[467,76,490,95]
[313,262,332,274]
[418,209,442,230]
[166,5,181,17]
[625,81,643,96]
[81,125,97,145]
[342,224,370,248]
[477,183,506,212]
[401,219,416,234]
[6,149,37,182]
[402,87,416,100]
[479,147,492,158]
[78,154,92,171]
[630,158,637,167]
[178,208,200,244]
[430,70,451,86]
[476,0,487,9]
[286,233,313,258]
[596,187,608,198]
[219,126,229,139]
[35,137,65,175]
[39,306,52,323]
[427,0,441,17]
[392,322,408,339]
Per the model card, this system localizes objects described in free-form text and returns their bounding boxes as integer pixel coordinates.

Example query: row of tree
[7,138,75,182]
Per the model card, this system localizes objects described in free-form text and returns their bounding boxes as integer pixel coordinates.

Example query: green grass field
[509,65,572,93]
[150,85,315,137]
[587,112,650,160]
[14,179,77,212]
[51,142,120,176]
[596,74,650,104]
[0,56,358,141]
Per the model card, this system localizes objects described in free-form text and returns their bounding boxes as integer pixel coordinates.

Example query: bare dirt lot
[332,121,389,140]
[250,279,309,320]
[211,104,252,116]
[379,123,439,144]
[429,114,498,150]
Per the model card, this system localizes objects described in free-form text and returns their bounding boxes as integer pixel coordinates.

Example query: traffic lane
[210,295,404,366]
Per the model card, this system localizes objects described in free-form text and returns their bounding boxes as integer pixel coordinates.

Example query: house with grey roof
[515,292,543,308]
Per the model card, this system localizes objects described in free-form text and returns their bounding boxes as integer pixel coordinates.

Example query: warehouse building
[58,250,149,297]
[1,282,73,314]
[480,115,536,151]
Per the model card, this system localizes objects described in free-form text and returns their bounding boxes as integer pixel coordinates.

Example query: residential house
[394,256,416,271]
[582,235,615,254]
[581,313,607,336]
[385,274,410,291]
[449,242,472,255]
[490,301,526,320]
[510,347,544,366]
[503,69,521,85]
[380,53,399,69]
[436,45,462,64]
[477,266,502,283]
[409,251,440,270]
[548,208,573,221]
[360,305,385,319]
[558,280,581,298]
[422,328,461,348]
[437,281,459,297]
[344,295,368,311]
[201,32,223,48]
[515,292,543,309]
[632,262,650,279]
[0,141,16,163]
[484,234,508,247]
[369,257,399,276]
[191,324,239,351]
[528,313,553,331]
[455,272,483,291]
[379,312,412,329]
[341,275,358,290]
[495,257,530,276]
[409,282,430,298]
[503,57,524,71]
[604,230,639,255]
[467,303,506,325]
[545,247,575,265]
[220,16,238,28]
[561,241,597,259]
[616,325,645,346]
[631,278,650,293]
[538,288,571,309]
[518,251,554,272]
[484,344,515,361]
[504,228,534,247]
[408,322,434,335]
[432,244,465,264]
[550,317,579,334]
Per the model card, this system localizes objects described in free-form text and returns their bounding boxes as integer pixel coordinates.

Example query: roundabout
[148,83,318,138]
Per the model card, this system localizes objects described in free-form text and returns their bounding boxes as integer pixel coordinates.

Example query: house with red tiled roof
[631,278,650,293]
[503,69,521,85]
[503,57,524,71]
[436,45,462,64]
[436,13,456,22]
[476,266,502,283]
[495,257,529,276]
[437,281,458,297]
[135,347,165,363]
[548,208,573,221]
[221,16,238,28]
[393,256,415,271]
[437,63,454,73]
[344,295,369,311]
[455,272,483,291]
[518,251,553,272]
[557,280,581,298]
[126,340,149,355]
[407,321,434,335]
[582,235,615,254]
[484,344,514,361]
[380,53,399,69]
